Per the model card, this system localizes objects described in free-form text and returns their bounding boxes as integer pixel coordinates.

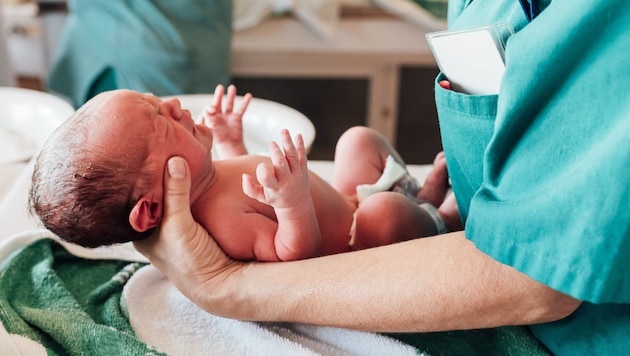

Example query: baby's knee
[353,193,413,249]
[337,126,381,148]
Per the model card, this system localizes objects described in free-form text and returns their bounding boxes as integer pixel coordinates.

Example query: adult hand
[133,156,241,302]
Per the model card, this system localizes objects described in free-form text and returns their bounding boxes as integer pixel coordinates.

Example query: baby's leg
[351,192,440,250]
[332,126,404,196]
[416,151,450,207]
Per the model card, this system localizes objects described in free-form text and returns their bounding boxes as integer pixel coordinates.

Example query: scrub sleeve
[437,0,630,354]
[46,0,233,108]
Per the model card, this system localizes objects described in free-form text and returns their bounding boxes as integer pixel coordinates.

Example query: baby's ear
[129,195,162,232]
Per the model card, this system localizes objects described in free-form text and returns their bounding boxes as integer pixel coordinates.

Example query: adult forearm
[193,232,581,332]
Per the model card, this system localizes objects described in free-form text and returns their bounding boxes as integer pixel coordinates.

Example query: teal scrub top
[47,0,233,107]
[436,0,630,354]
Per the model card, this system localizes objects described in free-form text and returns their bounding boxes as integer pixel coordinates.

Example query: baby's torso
[191,155,356,261]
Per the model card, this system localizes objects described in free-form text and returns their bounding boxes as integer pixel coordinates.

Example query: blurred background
[1,0,446,164]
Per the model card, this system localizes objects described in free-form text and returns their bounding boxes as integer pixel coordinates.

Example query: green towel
[1,238,551,355]
[388,327,551,356]
[0,238,160,355]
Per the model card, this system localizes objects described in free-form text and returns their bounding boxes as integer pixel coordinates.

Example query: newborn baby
[29,85,451,261]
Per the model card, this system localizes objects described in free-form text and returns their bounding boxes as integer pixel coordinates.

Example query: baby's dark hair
[29,106,154,248]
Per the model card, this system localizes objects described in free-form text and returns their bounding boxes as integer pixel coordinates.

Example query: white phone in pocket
[426,24,513,95]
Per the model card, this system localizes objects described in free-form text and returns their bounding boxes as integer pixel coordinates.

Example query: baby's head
[29,89,214,247]
[29,90,155,247]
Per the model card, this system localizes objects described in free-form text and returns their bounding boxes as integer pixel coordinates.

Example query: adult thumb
[134,156,195,261]
[163,156,193,223]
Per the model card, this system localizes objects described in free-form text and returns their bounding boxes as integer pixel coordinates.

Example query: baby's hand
[242,130,309,209]
[200,84,252,158]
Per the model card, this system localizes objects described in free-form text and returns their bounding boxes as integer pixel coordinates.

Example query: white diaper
[349,155,447,247]
[356,155,419,203]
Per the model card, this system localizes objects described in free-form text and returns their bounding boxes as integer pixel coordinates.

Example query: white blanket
[125,264,417,355]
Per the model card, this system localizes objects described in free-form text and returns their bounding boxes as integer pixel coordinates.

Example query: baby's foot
[438,193,464,232]
[391,174,421,202]
[416,152,450,207]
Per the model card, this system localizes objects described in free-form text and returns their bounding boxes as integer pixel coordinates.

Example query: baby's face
[89,90,215,199]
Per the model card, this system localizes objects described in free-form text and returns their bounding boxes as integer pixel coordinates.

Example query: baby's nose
[163,98,183,120]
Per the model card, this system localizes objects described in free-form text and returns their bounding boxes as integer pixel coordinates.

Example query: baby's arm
[200,84,252,159]
[242,130,321,261]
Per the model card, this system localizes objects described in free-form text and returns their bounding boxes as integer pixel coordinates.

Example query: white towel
[124,265,419,356]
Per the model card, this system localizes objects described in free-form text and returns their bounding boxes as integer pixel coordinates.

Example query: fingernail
[168,157,185,179]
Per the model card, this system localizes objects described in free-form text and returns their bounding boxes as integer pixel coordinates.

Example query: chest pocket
[434,74,497,222]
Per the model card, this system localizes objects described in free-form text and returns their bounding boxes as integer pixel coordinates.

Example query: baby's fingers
[268,140,291,179]
[225,85,237,113]
[200,108,222,129]
[209,84,225,114]
[242,173,265,202]
[235,93,252,116]
[295,133,307,170]
[256,161,279,190]
[280,130,308,172]
[279,130,301,171]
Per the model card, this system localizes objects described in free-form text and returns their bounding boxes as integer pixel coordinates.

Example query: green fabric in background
[388,326,551,356]
[47,0,233,108]
[0,239,157,355]
[409,0,448,20]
